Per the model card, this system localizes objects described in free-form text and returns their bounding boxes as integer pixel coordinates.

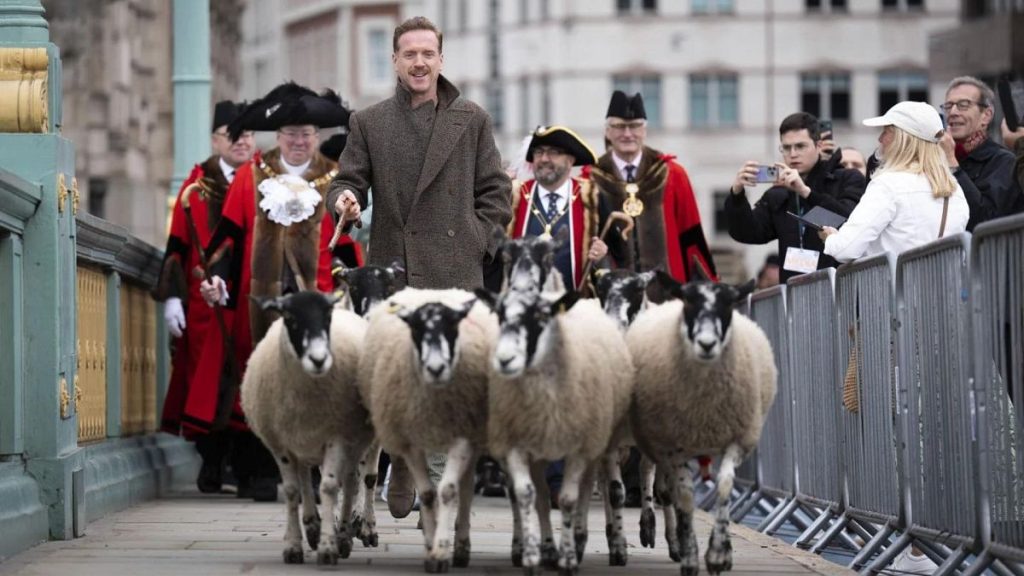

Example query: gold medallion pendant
[623,186,644,217]
[539,225,553,241]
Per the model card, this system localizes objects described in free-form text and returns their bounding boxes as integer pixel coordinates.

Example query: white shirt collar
[612,151,642,181]
[281,158,311,177]
[536,178,572,209]
[218,157,236,183]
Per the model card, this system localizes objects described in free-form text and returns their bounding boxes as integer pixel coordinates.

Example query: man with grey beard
[506,125,626,293]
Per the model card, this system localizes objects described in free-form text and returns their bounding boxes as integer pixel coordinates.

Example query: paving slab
[0,491,852,575]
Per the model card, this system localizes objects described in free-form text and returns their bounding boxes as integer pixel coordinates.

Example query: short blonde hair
[875,126,957,198]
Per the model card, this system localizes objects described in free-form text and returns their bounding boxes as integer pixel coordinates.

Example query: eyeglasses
[532,147,567,159]
[214,130,254,140]
[607,121,647,133]
[779,142,814,154]
[941,99,984,113]
[278,129,318,141]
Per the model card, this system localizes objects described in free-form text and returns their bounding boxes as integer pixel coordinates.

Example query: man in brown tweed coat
[329,16,511,290]
[328,16,512,520]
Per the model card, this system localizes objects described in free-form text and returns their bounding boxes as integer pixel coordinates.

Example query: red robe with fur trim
[508,177,599,291]
[591,148,717,284]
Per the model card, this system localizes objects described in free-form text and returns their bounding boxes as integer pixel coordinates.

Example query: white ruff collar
[258,173,321,226]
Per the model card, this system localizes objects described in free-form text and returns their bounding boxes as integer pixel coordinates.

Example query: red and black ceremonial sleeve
[665,157,718,282]
[205,163,251,309]
[154,166,202,301]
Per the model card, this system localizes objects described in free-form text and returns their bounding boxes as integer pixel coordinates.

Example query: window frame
[689,73,739,129]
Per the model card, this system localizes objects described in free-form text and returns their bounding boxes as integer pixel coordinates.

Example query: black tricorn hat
[228,82,351,140]
[319,131,349,161]
[525,125,597,167]
[606,90,646,120]
[212,100,243,132]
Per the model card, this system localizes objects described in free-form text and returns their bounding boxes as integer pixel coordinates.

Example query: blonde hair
[875,126,957,198]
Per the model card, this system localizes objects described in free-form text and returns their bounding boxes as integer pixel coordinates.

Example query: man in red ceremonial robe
[154,100,254,493]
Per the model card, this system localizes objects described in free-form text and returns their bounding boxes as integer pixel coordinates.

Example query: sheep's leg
[297,464,320,551]
[507,464,525,567]
[656,465,681,562]
[705,445,740,574]
[315,441,344,565]
[530,461,557,569]
[353,442,381,547]
[670,455,699,575]
[639,455,657,549]
[424,438,472,573]
[404,450,441,566]
[602,451,628,566]
[557,456,588,576]
[572,463,595,563]
[276,453,305,564]
[334,443,362,561]
[506,449,542,576]
[452,447,477,568]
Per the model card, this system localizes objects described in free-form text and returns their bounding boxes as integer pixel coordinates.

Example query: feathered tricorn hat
[525,125,597,167]
[228,82,351,140]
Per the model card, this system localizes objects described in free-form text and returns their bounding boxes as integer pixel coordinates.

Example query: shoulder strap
[938,196,950,238]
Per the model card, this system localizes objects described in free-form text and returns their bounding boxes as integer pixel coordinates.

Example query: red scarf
[954,130,987,162]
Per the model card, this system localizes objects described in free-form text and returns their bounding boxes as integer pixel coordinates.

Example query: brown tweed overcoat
[328,76,512,290]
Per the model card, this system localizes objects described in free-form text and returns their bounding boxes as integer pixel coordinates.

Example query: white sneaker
[890,546,939,575]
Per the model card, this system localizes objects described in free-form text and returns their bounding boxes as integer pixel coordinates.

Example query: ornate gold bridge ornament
[0,47,48,133]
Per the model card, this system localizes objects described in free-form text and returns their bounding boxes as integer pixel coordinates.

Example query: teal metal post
[0,0,80,540]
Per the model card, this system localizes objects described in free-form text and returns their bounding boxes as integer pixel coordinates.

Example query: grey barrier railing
[849,233,978,575]
[783,269,846,546]
[745,286,798,528]
[967,213,1024,574]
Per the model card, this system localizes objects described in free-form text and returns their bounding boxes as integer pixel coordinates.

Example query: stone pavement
[0,491,852,575]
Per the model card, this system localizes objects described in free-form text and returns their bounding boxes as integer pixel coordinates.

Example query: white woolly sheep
[241,291,377,566]
[477,284,634,576]
[627,271,777,575]
[359,288,498,573]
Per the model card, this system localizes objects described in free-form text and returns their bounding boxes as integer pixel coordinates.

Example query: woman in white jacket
[821,101,969,262]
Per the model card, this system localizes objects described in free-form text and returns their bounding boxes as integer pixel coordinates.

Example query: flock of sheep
[239,236,778,576]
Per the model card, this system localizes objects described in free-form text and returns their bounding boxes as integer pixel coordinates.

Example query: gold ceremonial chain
[622,182,644,217]
[258,161,338,189]
[529,190,577,240]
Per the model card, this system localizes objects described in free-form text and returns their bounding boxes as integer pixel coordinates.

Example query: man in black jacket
[940,76,1023,230]
[725,112,866,283]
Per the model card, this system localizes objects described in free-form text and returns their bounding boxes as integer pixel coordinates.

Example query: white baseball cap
[862,101,944,143]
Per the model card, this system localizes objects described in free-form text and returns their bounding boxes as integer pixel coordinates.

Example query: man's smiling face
[393,29,443,100]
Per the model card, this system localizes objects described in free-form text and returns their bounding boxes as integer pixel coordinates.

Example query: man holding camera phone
[725,112,866,282]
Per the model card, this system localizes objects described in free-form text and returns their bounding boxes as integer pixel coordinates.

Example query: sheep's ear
[452,298,476,321]
[388,259,406,277]
[638,270,657,286]
[654,269,681,294]
[552,226,571,251]
[258,296,285,312]
[689,255,712,282]
[731,279,756,303]
[473,288,497,311]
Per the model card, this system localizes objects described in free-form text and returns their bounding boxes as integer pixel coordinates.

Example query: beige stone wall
[43,0,245,246]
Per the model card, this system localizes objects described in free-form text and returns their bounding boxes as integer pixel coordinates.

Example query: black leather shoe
[196,460,223,494]
[249,477,279,502]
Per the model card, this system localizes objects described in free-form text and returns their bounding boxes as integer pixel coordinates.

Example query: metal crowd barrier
[831,254,906,566]
[745,286,798,527]
[867,233,978,574]
[966,214,1024,575]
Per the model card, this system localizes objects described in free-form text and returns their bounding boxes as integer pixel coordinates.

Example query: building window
[690,74,739,128]
[878,71,928,115]
[693,0,733,14]
[458,0,469,32]
[439,0,449,30]
[617,0,657,15]
[540,75,551,124]
[882,0,924,10]
[367,29,390,84]
[806,0,848,11]
[520,77,531,131]
[713,190,731,234]
[540,0,550,20]
[801,72,851,122]
[357,16,395,94]
[88,178,107,220]
[519,0,529,23]
[487,81,504,131]
[612,75,662,128]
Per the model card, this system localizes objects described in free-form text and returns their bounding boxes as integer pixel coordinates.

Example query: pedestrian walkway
[0,490,851,575]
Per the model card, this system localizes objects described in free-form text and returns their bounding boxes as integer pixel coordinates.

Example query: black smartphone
[819,119,833,138]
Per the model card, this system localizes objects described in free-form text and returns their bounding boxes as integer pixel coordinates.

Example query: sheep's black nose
[427,365,444,378]
[699,340,715,353]
[498,357,513,369]
[310,355,325,368]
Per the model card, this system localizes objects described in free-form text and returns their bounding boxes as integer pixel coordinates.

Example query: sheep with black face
[627,270,777,575]
[359,288,497,573]
[240,291,375,566]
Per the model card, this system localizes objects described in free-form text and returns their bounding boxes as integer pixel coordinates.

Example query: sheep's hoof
[574,531,588,563]
[522,565,541,576]
[680,566,700,576]
[511,538,523,567]
[668,544,682,562]
[541,539,559,569]
[453,539,471,567]
[424,557,450,573]
[705,539,733,574]
[558,562,579,576]
[640,508,657,548]
[337,533,353,559]
[282,546,304,564]
[316,546,339,566]
[303,514,321,551]
[609,548,628,566]
[361,531,379,548]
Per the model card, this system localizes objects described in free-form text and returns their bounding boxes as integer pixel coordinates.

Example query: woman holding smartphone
[819,101,969,262]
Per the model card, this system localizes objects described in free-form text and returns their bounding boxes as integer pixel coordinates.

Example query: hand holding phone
[755,165,779,183]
